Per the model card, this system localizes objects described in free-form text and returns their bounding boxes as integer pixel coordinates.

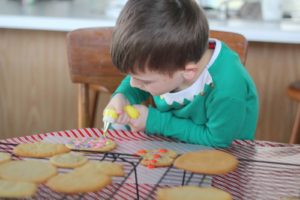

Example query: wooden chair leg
[89,89,100,127]
[289,104,300,144]
[78,84,90,128]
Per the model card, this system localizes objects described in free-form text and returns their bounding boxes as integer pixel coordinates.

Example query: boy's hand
[129,105,149,132]
[104,93,130,125]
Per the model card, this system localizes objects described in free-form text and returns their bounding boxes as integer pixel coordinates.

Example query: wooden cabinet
[0,29,77,138]
[0,28,299,143]
[246,42,300,142]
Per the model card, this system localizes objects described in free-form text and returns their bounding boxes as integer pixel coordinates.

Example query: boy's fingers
[116,113,130,124]
[116,109,124,115]
[129,119,138,129]
[128,123,136,131]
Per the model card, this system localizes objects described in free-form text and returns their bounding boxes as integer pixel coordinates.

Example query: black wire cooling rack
[0,142,142,200]
[1,141,300,200]
[144,157,300,200]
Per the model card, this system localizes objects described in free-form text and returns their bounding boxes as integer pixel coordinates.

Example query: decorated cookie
[46,170,112,194]
[136,149,177,169]
[0,179,37,198]
[50,152,88,168]
[174,150,238,175]
[280,197,300,200]
[13,142,70,158]
[0,160,57,183]
[0,152,11,164]
[75,160,125,177]
[156,186,232,200]
[65,137,117,152]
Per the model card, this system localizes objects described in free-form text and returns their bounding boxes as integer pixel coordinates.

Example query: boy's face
[129,69,185,96]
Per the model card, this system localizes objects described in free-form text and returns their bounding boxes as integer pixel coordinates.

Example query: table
[1,128,300,200]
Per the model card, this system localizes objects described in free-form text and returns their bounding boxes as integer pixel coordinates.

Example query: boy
[104,0,259,148]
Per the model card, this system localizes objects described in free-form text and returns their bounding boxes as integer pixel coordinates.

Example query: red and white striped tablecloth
[1,128,300,200]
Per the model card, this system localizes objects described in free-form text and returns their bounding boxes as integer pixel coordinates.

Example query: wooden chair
[66,27,248,128]
[287,81,300,144]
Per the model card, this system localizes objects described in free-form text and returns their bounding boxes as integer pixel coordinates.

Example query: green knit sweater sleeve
[146,96,247,148]
[113,75,150,104]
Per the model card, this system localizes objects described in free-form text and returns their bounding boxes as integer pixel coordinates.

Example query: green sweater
[114,40,259,148]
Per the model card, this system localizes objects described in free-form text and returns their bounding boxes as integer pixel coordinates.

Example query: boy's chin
[149,91,163,96]
[145,89,167,96]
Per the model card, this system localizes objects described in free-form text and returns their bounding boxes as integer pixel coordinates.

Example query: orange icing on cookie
[147,164,155,169]
[158,149,168,153]
[153,154,161,159]
[150,159,157,164]
[137,149,147,155]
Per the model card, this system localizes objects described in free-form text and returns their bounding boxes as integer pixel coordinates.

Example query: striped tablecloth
[1,128,300,200]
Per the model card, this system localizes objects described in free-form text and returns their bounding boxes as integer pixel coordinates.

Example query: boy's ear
[182,63,198,81]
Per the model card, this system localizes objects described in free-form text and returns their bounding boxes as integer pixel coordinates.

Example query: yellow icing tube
[103,105,140,121]
[102,105,139,137]
[124,105,140,119]
[103,108,118,120]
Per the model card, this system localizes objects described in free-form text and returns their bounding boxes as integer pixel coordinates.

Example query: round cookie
[136,149,177,169]
[141,156,174,168]
[174,150,238,175]
[156,186,232,200]
[136,149,177,158]
[50,152,88,168]
[0,152,11,164]
[75,160,125,177]
[0,179,37,198]
[13,142,70,158]
[46,170,112,194]
[0,160,57,183]
[66,137,117,152]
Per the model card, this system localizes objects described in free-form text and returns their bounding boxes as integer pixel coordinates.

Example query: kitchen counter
[0,0,300,44]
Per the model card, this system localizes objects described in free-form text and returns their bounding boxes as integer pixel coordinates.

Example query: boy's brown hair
[111,0,209,75]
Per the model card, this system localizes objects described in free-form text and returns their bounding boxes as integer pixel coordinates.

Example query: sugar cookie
[0,152,11,164]
[174,150,238,175]
[13,142,70,158]
[75,160,125,176]
[157,186,232,200]
[66,137,117,152]
[50,152,88,168]
[0,160,57,183]
[46,170,112,194]
[136,149,177,169]
[0,179,37,198]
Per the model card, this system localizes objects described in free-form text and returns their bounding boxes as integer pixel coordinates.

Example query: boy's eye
[142,81,152,85]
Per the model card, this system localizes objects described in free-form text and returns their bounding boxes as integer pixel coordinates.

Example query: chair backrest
[67,27,248,93]
[66,27,248,127]
[67,27,122,94]
[210,30,248,64]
